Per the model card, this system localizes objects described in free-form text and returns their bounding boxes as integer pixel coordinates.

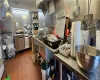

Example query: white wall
[64,0,86,20]
[8,2,37,32]
[38,9,45,28]
[12,10,30,31]
[55,0,100,20]
[55,0,86,19]
[86,0,100,20]
[2,10,16,34]
[55,0,65,18]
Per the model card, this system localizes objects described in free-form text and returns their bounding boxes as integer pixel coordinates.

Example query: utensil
[84,0,93,29]
[73,0,80,18]
[95,20,100,30]
[84,14,93,27]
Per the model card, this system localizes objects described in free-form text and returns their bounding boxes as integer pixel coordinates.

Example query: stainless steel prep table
[32,36,60,79]
[54,54,100,80]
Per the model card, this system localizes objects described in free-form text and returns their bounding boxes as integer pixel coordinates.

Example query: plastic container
[59,43,71,57]
[41,61,46,80]
[41,69,46,80]
[43,37,62,49]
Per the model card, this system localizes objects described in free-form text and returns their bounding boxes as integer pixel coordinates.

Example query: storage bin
[43,37,62,49]
[41,61,46,80]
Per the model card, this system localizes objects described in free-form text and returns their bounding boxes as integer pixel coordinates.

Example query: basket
[43,37,62,49]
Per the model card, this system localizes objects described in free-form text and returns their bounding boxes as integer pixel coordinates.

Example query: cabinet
[32,12,39,35]
[14,35,25,52]
[14,35,32,52]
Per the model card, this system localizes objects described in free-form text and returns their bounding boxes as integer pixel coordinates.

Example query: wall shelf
[32,12,39,34]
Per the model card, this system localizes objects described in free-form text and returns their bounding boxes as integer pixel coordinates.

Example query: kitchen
[0,0,100,80]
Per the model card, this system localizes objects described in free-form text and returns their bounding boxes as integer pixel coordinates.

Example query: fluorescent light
[12,11,29,15]
[12,8,29,12]
[22,15,28,20]
[12,8,29,14]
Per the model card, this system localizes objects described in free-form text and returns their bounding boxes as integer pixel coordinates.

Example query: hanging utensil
[84,0,93,27]
[73,0,80,18]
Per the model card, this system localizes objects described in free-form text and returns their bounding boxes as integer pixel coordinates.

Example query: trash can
[41,61,46,80]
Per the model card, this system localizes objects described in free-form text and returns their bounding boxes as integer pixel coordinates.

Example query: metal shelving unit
[32,12,39,35]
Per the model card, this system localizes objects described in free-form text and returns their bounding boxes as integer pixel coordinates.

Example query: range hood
[36,0,52,15]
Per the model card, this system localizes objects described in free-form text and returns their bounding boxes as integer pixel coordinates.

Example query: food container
[43,37,62,49]
[59,44,70,57]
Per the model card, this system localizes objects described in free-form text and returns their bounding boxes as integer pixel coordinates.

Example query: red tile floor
[1,49,42,80]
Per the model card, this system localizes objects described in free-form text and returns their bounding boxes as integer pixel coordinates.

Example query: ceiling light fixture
[12,8,29,14]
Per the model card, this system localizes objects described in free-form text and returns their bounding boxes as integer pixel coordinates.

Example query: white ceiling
[7,0,37,11]
[8,0,36,7]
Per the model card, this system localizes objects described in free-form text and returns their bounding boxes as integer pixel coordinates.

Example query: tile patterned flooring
[1,49,42,80]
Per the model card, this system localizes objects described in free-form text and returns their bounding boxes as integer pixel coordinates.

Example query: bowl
[76,45,100,72]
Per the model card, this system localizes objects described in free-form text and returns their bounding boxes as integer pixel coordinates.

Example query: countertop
[14,34,32,37]
[54,54,100,80]
[32,36,59,53]
[32,36,100,80]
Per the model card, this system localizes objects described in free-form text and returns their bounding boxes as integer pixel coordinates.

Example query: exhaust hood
[36,0,52,15]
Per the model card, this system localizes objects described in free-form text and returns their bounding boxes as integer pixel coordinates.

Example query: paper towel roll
[71,21,81,46]
[71,21,81,58]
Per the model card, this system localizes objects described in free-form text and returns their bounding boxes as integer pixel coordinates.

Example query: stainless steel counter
[54,54,100,80]
[32,36,100,80]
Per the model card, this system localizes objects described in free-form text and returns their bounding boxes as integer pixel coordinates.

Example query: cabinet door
[18,37,25,51]
[14,36,25,52]
[25,37,29,49]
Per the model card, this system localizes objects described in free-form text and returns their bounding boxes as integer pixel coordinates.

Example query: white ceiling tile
[8,0,36,7]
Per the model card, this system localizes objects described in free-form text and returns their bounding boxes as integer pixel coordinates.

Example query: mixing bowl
[76,45,100,72]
